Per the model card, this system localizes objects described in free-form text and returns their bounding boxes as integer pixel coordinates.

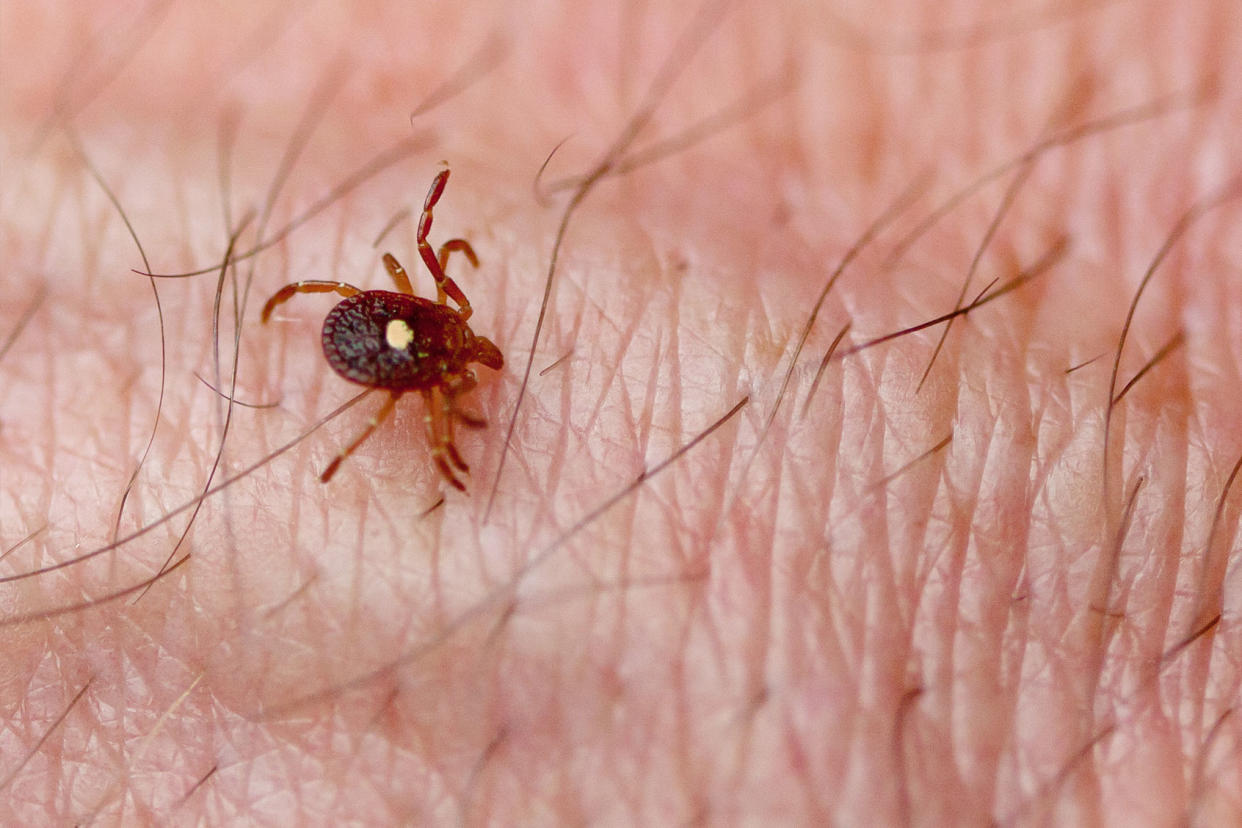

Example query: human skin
[2,0,1241,824]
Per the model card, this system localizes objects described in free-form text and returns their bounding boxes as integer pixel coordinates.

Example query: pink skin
[2,1,1242,823]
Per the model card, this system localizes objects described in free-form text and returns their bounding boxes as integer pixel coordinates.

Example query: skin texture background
[2,0,1241,824]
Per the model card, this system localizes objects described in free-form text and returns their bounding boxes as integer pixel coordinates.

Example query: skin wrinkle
[952,321,1038,809]
[3,0,1242,823]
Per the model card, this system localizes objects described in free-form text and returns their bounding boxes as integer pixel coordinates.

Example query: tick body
[260,169,503,490]
[322,291,487,389]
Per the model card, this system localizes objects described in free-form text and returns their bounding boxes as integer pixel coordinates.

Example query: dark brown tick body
[322,291,500,389]
[260,168,503,490]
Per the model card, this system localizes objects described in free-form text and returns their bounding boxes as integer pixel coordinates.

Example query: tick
[260,168,503,490]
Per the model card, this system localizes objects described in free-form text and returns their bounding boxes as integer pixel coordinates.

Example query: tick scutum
[321,291,469,390]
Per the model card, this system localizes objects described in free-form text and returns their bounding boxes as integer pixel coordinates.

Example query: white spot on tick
[386,319,415,350]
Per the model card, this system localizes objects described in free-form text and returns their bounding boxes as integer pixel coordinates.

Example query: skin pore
[2,0,1241,824]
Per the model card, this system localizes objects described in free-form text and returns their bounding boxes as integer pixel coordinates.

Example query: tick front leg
[417,169,473,319]
[260,280,363,323]
[320,391,401,483]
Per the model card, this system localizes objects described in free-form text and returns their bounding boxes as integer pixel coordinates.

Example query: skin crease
[2,0,1241,824]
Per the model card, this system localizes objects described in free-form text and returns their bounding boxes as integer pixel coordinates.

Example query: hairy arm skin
[2,1,1241,824]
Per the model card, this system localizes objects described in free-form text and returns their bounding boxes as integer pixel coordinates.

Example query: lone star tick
[260,168,503,490]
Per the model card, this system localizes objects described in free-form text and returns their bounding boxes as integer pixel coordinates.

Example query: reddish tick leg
[440,390,470,473]
[422,389,466,491]
[261,281,362,322]
[424,168,449,209]
[453,407,488,429]
[436,238,480,305]
[382,253,414,295]
[438,238,479,271]
[442,371,485,430]
[417,171,473,318]
[320,391,401,482]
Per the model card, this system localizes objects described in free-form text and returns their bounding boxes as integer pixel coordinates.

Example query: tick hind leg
[439,389,472,473]
[320,391,401,483]
[417,169,474,320]
[422,389,467,491]
[443,370,487,430]
[452,407,488,429]
[261,280,362,323]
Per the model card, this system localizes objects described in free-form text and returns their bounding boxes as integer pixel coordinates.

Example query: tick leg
[435,239,479,305]
[440,389,470,473]
[438,239,479,270]
[453,408,488,429]
[320,391,401,483]
[443,370,478,397]
[417,169,473,320]
[422,389,466,491]
[443,370,487,429]
[382,253,414,295]
[261,281,362,323]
